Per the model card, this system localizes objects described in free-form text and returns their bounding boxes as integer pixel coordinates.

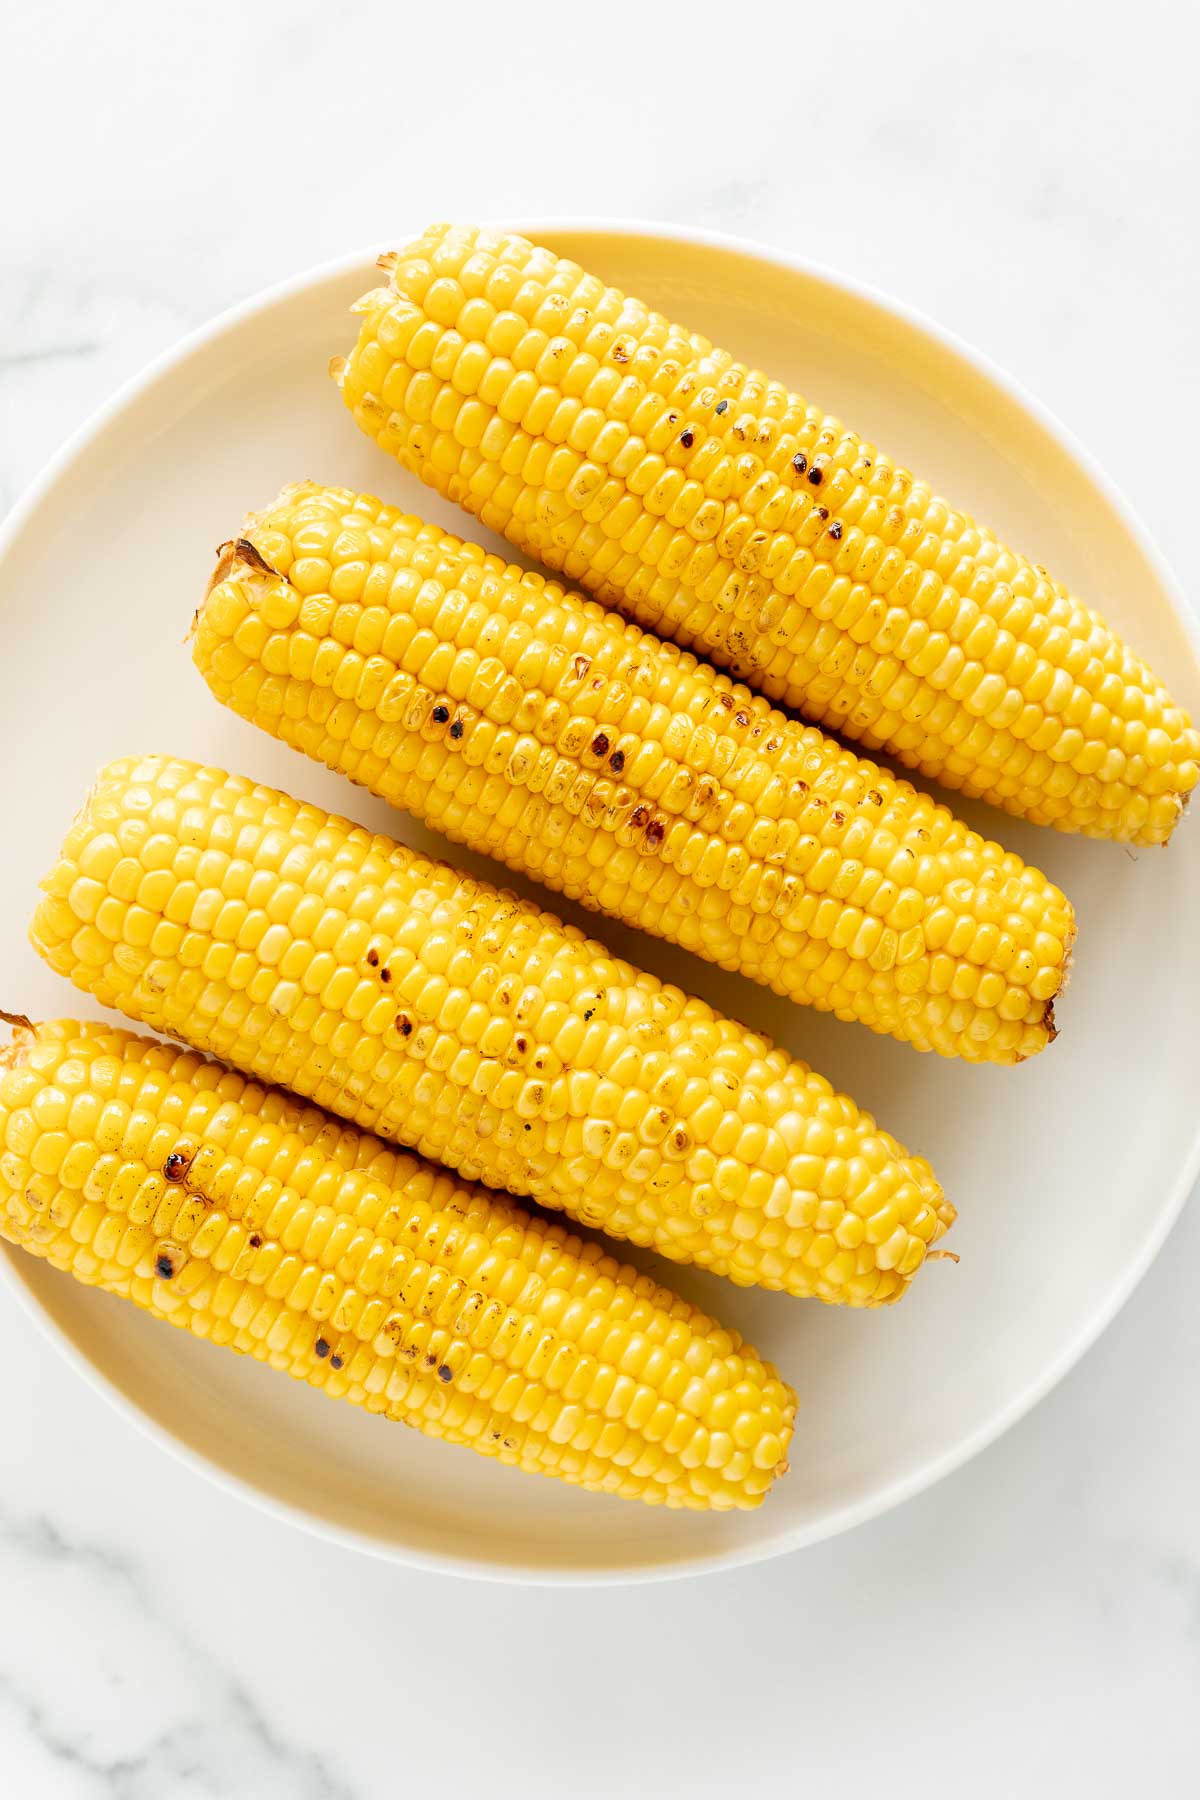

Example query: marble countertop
[2,2,1198,1792]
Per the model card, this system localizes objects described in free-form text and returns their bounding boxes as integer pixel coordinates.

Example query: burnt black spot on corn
[0,1020,795,1507]
[335,224,1199,846]
[33,757,956,1301]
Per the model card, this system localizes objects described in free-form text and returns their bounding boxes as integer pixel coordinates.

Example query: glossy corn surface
[197,481,1072,1062]
[31,757,953,1304]
[0,1019,794,1507]
[338,223,1200,847]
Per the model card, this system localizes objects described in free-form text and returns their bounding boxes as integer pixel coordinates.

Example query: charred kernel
[431,704,450,724]
[449,720,463,740]
[644,819,665,847]
[680,429,695,448]
[155,1251,177,1279]
[609,749,625,773]
[248,1233,262,1247]
[792,452,807,474]
[314,1336,331,1358]
[366,948,380,966]
[734,711,749,727]
[437,1363,453,1382]
[380,967,391,983]
[629,804,649,828]
[807,466,822,485]
[829,521,843,541]
[715,399,729,414]
[330,1354,344,1369]
[163,1151,191,1182]
[396,1016,413,1036]
[591,733,610,757]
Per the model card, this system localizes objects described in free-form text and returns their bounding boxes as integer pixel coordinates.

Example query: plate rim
[2,217,1198,1586]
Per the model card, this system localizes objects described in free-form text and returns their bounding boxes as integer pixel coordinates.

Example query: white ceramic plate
[2,224,1198,1584]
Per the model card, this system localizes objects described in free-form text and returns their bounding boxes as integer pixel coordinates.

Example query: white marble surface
[2,0,1199,1792]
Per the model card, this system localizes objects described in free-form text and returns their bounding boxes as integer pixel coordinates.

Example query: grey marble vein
[0,1511,358,1799]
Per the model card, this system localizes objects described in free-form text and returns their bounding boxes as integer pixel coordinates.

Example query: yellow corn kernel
[31,757,954,1305]
[338,225,1200,847]
[195,484,1073,1063]
[0,1018,793,1508]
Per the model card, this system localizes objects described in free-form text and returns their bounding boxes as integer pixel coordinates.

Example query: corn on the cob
[30,756,953,1305]
[337,223,1200,847]
[197,480,1072,1064]
[0,1017,794,1507]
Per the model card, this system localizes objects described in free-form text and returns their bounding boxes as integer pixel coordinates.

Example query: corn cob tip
[1040,918,1078,1047]
[202,534,280,612]
[0,1012,35,1068]
[914,1159,955,1244]
[328,354,347,385]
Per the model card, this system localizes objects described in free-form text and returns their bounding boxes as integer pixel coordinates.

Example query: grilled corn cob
[0,1017,794,1507]
[337,223,1200,847]
[197,480,1072,1063]
[30,756,953,1304]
